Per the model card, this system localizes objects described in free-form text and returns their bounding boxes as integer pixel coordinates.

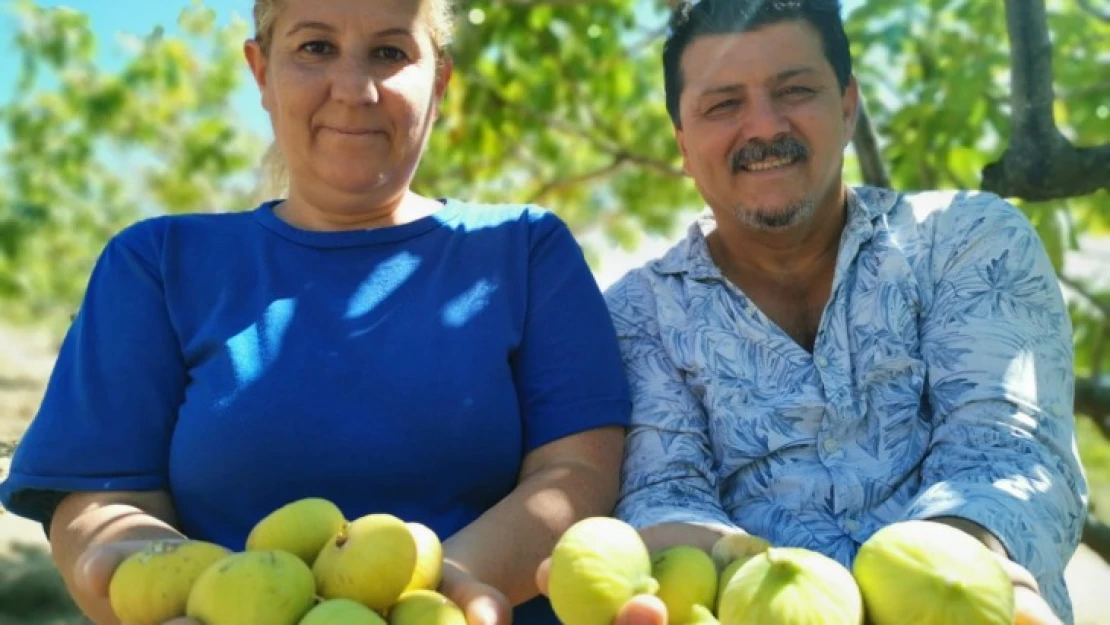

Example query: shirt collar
[651,185,902,279]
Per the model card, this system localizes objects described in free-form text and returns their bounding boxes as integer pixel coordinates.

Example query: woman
[0,1,630,624]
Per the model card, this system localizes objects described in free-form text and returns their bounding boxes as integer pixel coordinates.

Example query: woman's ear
[243,39,271,112]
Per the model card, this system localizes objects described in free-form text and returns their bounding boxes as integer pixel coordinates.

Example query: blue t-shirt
[0,199,630,623]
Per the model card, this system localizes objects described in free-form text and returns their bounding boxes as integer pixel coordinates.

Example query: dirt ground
[1,323,1109,624]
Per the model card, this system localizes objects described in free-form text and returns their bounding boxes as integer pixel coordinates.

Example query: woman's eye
[372,46,410,62]
[299,40,336,55]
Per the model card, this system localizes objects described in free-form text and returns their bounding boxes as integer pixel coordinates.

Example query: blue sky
[0,0,864,140]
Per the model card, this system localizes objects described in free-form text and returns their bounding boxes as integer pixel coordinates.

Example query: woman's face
[246,0,449,210]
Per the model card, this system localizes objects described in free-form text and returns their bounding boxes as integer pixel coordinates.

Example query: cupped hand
[992,555,1062,625]
[440,563,513,625]
[535,557,668,625]
[76,539,203,625]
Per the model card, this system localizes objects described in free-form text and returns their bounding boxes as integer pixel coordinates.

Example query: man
[539,1,1087,623]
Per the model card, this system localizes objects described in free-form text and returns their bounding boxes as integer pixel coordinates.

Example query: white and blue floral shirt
[607,186,1088,622]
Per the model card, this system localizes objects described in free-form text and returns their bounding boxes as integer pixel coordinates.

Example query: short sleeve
[0,222,186,523]
[511,211,631,451]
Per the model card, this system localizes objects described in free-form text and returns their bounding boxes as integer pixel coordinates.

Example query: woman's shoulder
[446,199,567,233]
[109,206,264,254]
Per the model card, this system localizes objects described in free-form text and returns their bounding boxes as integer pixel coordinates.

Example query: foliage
[0,0,259,327]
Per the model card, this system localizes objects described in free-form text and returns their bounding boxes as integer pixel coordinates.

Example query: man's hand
[991,555,1061,625]
[439,561,513,625]
[535,557,668,625]
[927,517,1061,625]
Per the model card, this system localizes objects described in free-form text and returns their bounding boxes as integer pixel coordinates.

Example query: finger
[992,554,1040,594]
[535,557,551,596]
[76,540,168,599]
[614,594,668,625]
[1013,586,1062,625]
[455,583,511,625]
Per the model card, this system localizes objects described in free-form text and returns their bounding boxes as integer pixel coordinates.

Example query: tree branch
[1077,0,1110,23]
[470,76,686,178]
[851,95,890,188]
[1083,518,1110,567]
[1059,274,1110,320]
[981,0,1110,200]
[1075,376,1110,439]
[526,157,628,204]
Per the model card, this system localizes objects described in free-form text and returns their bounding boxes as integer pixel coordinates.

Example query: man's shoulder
[877,187,1025,230]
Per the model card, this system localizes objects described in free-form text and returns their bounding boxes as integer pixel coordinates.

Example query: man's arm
[607,277,740,539]
[905,193,1087,621]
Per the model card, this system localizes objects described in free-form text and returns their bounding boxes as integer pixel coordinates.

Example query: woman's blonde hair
[252,0,455,199]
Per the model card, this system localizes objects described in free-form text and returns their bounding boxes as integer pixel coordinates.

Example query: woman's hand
[74,539,202,625]
[440,561,513,625]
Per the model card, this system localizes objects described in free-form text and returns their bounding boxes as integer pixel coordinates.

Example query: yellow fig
[715,558,746,610]
[246,497,347,565]
[108,540,231,625]
[313,513,417,612]
[651,546,717,625]
[685,604,720,625]
[853,520,1014,625]
[300,598,387,625]
[186,550,316,625]
[389,590,467,625]
[718,547,862,625]
[548,517,659,625]
[403,522,444,592]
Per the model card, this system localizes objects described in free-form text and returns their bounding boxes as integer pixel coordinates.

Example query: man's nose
[741,93,790,141]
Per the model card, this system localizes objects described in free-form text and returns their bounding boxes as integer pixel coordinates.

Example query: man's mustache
[731,137,809,173]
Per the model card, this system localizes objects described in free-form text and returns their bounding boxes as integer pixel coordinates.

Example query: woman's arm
[49,490,184,625]
[442,425,624,606]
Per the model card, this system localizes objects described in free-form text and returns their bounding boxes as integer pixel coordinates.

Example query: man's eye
[780,86,816,98]
[708,99,739,114]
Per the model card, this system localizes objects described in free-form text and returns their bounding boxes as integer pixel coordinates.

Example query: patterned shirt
[607,186,1088,622]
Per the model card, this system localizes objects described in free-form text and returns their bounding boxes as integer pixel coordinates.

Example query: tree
[0,0,260,327]
[0,0,1108,557]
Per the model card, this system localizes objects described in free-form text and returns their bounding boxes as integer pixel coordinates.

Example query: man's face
[675,20,858,231]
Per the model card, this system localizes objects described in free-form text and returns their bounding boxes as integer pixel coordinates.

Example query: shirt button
[816,355,829,367]
[844,519,860,533]
[823,438,840,453]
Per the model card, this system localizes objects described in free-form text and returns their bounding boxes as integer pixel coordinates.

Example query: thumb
[535,557,551,596]
[75,540,182,599]
[441,573,512,625]
[1013,586,1062,625]
[614,594,668,625]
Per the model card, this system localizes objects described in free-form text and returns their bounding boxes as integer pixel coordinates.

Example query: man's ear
[842,75,860,145]
[244,39,271,112]
[675,126,692,177]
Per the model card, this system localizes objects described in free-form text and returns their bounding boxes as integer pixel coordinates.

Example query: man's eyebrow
[775,67,818,81]
[699,84,744,98]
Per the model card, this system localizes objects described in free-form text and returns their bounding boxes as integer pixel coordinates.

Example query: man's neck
[708,186,848,282]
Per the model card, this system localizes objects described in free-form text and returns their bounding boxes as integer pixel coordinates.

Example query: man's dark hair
[663,0,852,127]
